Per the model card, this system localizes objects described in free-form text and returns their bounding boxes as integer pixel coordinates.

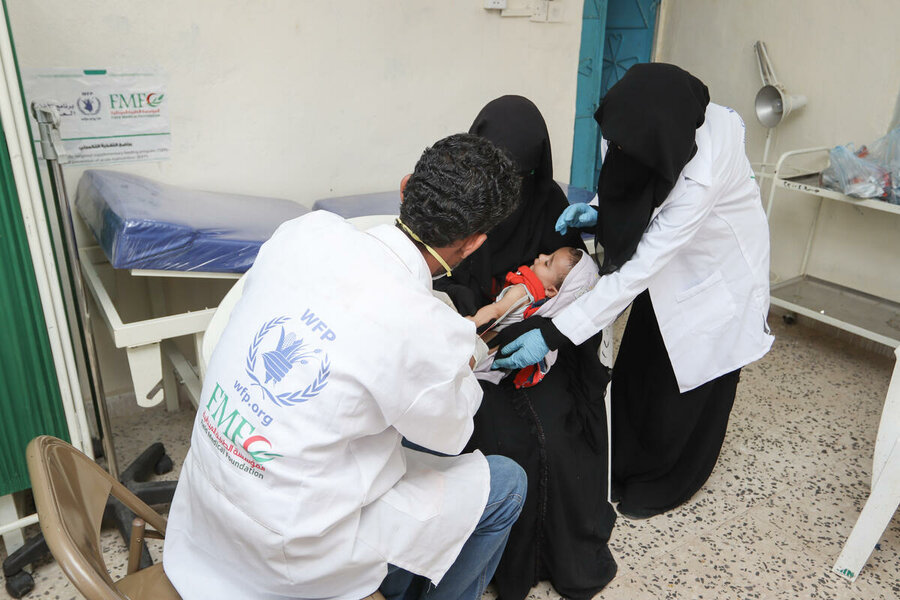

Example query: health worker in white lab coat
[163,133,526,600]
[493,63,774,519]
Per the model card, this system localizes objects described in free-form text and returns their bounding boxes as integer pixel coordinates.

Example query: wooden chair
[26,435,181,599]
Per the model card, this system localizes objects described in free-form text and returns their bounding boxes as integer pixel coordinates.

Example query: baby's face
[530,247,575,297]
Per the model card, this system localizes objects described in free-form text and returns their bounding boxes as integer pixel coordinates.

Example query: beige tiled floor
[2,316,898,599]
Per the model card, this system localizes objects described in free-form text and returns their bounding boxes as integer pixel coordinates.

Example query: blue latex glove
[492,329,550,371]
[554,203,598,236]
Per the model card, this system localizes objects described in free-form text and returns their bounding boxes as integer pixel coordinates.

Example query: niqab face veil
[434,95,584,314]
[594,63,710,274]
[468,95,555,275]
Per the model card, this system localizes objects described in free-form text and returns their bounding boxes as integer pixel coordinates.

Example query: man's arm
[393,369,483,455]
[385,296,488,455]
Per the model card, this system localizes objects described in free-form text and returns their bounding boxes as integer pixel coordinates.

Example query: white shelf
[765,147,900,349]
[775,173,900,216]
[771,276,900,347]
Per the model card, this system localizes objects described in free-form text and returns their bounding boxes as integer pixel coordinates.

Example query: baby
[470,246,600,388]
[468,246,584,342]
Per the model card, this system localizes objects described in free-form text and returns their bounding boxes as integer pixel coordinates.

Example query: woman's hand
[555,203,598,235]
[492,329,550,370]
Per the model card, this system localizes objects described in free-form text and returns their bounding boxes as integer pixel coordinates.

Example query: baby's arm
[466,284,529,328]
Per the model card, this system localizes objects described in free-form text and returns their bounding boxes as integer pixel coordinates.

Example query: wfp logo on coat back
[245,316,331,408]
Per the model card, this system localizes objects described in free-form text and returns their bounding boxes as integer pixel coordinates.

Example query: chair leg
[117,442,178,569]
[109,454,178,572]
[106,498,154,571]
[127,519,146,575]
[832,439,900,581]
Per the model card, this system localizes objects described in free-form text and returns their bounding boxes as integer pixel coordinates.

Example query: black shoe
[616,503,662,520]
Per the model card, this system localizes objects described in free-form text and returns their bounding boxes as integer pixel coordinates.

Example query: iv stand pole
[31,103,119,478]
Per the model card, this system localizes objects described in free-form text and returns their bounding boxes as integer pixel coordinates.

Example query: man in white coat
[163,133,526,600]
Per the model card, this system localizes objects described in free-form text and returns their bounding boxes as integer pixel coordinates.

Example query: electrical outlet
[547,2,565,22]
[501,0,533,17]
[530,0,549,22]
[484,0,507,9]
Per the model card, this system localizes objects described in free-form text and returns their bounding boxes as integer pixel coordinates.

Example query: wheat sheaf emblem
[246,317,331,407]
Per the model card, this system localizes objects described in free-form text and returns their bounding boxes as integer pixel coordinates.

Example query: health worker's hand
[555,203,598,236]
[492,329,550,370]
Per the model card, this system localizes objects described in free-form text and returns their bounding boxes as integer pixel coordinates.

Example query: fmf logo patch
[201,382,281,480]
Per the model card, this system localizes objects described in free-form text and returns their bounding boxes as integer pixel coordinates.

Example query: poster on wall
[22,68,170,166]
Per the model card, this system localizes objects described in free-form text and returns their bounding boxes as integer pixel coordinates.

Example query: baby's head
[530,247,582,298]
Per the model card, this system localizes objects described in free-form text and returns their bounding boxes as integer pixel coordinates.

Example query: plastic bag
[865,127,900,204]
[819,144,891,200]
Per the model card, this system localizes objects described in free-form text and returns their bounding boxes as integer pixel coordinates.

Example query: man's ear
[460,232,487,259]
[544,284,559,298]
[399,174,411,202]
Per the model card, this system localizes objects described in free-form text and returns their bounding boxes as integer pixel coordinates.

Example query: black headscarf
[434,95,585,314]
[594,63,709,274]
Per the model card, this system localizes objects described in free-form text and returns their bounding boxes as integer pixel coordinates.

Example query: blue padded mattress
[75,170,309,273]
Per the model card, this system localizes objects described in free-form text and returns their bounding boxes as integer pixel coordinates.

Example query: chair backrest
[26,436,180,600]
[200,214,398,371]
[200,274,246,370]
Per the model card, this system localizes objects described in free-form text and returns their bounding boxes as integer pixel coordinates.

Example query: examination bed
[76,170,309,410]
[77,170,309,273]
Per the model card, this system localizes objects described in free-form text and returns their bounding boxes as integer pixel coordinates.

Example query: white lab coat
[553,103,774,392]
[164,211,489,600]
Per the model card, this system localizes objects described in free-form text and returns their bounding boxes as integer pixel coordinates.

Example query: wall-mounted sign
[23,68,170,165]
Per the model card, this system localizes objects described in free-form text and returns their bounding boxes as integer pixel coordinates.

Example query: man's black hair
[400,133,520,247]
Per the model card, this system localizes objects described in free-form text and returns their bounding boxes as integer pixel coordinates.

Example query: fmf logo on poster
[108,92,165,110]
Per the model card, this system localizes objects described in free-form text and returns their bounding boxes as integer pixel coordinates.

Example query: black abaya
[465,333,617,600]
[454,95,617,600]
[611,291,740,514]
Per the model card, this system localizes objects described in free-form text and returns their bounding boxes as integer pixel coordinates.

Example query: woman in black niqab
[593,62,710,274]
[433,95,585,315]
[450,96,618,600]
[587,64,739,519]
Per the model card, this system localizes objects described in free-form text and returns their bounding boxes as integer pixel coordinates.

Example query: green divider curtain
[0,119,71,496]
[0,6,70,496]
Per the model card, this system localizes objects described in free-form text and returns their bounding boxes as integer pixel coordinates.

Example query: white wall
[9,0,584,202]
[7,0,585,393]
[656,0,900,302]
